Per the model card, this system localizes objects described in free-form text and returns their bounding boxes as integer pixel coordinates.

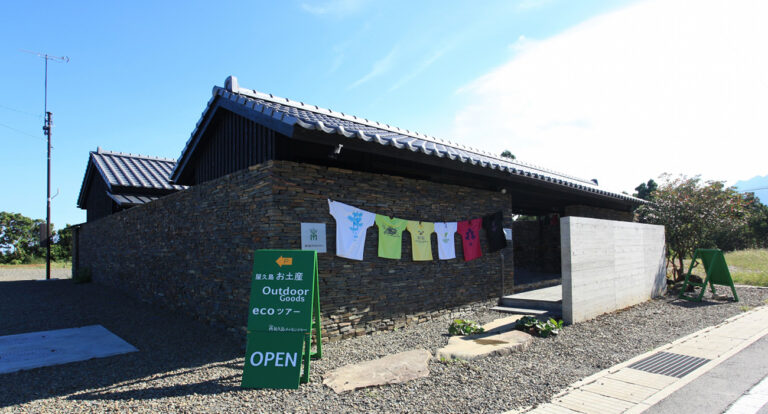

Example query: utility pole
[22,50,69,280]
[44,111,53,280]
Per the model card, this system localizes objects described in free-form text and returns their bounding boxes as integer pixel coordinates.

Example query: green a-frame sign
[241,250,322,389]
[679,249,739,302]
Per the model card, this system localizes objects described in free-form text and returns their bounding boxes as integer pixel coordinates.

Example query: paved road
[645,334,768,414]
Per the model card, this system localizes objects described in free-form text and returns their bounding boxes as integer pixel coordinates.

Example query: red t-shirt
[457,218,483,261]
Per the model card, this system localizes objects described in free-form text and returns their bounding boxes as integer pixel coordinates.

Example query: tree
[51,224,73,261]
[749,200,768,248]
[713,193,768,251]
[636,175,751,282]
[0,212,44,264]
[500,150,516,160]
[633,179,658,200]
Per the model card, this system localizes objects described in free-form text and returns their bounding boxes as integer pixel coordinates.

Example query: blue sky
[2,0,766,227]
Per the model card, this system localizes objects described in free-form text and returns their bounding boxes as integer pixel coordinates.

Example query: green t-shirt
[375,215,408,259]
[406,221,435,261]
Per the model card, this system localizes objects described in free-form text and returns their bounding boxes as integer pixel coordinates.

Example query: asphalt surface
[645,334,768,414]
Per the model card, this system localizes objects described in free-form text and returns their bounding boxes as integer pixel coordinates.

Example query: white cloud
[507,35,537,54]
[389,45,451,92]
[301,0,367,17]
[451,0,768,194]
[516,0,553,11]
[349,46,399,89]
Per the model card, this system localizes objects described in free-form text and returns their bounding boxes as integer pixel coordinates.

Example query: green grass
[725,249,768,287]
[670,249,768,287]
[0,260,71,269]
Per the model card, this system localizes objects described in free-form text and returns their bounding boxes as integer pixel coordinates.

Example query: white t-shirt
[328,199,375,261]
[434,222,458,260]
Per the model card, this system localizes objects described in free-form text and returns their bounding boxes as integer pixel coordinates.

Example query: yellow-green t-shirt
[375,215,408,259]
[406,221,435,261]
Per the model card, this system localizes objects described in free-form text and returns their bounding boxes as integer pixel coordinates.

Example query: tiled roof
[173,76,644,204]
[77,149,187,208]
[91,150,185,191]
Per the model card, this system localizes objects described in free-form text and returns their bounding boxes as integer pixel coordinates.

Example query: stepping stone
[482,315,526,334]
[323,349,431,393]
[436,330,533,361]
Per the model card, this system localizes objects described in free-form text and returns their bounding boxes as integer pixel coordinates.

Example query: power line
[0,103,43,119]
[0,122,46,141]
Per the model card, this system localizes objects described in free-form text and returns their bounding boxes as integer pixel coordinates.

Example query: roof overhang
[106,192,159,207]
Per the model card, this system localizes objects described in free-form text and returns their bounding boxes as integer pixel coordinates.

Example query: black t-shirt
[482,211,507,252]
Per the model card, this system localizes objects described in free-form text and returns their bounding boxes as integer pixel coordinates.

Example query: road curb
[508,305,768,414]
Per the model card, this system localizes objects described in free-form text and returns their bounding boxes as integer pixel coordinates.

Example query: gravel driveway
[0,267,71,281]
[1,270,766,413]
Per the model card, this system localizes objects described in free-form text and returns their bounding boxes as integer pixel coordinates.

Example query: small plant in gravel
[740,305,753,312]
[515,316,564,338]
[439,356,468,365]
[448,319,485,336]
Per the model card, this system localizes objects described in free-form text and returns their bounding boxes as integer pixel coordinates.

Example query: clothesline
[327,199,507,263]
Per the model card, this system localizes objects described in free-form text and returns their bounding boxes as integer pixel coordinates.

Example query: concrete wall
[564,205,634,222]
[561,217,666,324]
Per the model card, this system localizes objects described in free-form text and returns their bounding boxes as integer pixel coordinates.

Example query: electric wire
[0,122,46,142]
[0,104,43,119]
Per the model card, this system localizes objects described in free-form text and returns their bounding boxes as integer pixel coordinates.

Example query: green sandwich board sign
[679,248,739,302]
[241,250,322,389]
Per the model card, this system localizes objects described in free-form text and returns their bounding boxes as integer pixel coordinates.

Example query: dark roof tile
[171,77,645,204]
[77,150,187,209]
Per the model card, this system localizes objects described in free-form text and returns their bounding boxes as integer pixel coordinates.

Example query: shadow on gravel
[71,366,242,402]
[0,279,245,408]
[667,299,726,309]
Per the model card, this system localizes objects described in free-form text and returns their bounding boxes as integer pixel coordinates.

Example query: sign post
[679,249,739,302]
[241,250,322,389]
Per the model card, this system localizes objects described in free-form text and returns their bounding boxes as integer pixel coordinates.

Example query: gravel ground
[1,272,767,413]
[0,267,71,281]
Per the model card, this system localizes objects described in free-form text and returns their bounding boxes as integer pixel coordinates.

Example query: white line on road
[723,374,768,414]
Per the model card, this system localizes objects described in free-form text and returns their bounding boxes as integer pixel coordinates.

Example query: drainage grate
[628,352,710,378]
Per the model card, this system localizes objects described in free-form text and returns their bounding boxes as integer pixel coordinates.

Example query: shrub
[516,316,564,338]
[448,319,485,336]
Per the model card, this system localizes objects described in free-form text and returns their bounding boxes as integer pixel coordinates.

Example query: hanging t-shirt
[406,221,435,261]
[328,199,375,261]
[457,218,483,261]
[434,222,457,260]
[482,211,507,252]
[375,215,408,259]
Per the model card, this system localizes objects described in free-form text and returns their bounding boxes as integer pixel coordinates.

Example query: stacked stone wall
[512,219,561,275]
[78,160,514,341]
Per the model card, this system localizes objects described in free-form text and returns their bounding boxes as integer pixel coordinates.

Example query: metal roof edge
[171,93,220,183]
[77,151,119,208]
[94,149,178,163]
[76,153,97,209]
